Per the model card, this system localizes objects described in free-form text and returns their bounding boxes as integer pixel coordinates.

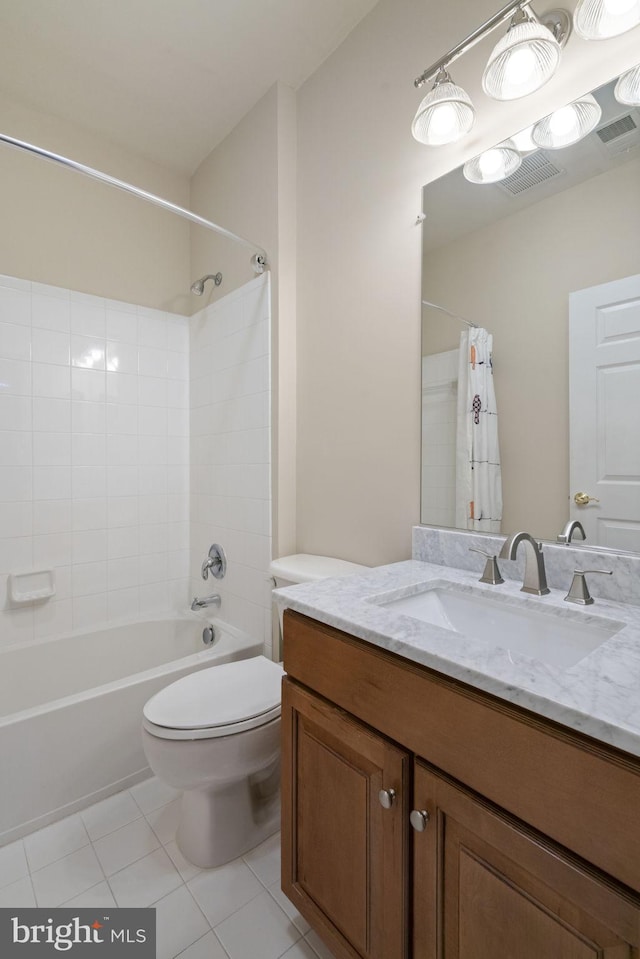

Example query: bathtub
[0,614,262,844]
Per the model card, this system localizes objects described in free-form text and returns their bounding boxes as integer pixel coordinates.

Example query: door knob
[574,492,600,506]
[378,788,396,809]
[410,809,430,832]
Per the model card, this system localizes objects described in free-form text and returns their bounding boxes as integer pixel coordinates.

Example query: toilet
[269,553,370,660]
[141,553,368,868]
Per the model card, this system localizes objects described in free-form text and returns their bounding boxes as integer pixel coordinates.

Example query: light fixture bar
[414,0,538,88]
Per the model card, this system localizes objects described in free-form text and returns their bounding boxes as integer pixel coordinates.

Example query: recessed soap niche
[8,570,56,606]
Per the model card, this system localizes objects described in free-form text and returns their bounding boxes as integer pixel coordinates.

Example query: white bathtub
[0,614,262,844]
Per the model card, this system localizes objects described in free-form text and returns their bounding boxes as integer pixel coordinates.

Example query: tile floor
[0,777,336,959]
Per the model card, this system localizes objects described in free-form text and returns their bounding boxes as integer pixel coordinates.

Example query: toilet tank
[269,554,369,661]
[270,553,369,589]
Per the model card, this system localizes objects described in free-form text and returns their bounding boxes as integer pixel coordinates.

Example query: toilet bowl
[142,554,369,868]
[142,655,283,868]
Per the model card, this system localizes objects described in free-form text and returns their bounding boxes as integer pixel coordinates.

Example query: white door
[569,274,640,550]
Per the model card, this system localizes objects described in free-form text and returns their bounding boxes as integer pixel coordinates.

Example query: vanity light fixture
[482,6,566,101]
[532,93,602,149]
[510,123,538,152]
[574,0,640,39]
[463,139,522,183]
[411,67,475,145]
[614,63,640,104]
[412,0,640,147]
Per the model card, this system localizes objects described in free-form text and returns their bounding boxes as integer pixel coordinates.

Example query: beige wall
[275,85,299,559]
[189,86,279,306]
[3,5,639,566]
[190,82,297,558]
[422,157,640,540]
[295,0,640,566]
[0,95,190,312]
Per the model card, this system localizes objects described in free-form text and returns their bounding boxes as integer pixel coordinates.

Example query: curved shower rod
[0,133,268,273]
[422,300,477,329]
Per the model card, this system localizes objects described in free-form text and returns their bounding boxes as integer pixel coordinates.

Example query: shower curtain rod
[422,300,478,328]
[0,133,268,269]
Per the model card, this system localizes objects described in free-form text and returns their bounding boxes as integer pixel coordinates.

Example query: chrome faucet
[557,520,586,544]
[499,532,550,596]
[190,593,221,611]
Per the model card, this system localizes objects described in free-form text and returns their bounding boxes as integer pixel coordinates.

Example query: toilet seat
[143,656,283,741]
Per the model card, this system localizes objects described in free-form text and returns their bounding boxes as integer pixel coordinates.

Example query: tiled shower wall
[0,274,190,648]
[190,274,272,655]
[421,350,458,529]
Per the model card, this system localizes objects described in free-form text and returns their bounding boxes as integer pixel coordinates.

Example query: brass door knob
[574,492,600,506]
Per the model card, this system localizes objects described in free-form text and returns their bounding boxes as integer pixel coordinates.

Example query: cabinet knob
[378,788,396,809]
[410,809,430,832]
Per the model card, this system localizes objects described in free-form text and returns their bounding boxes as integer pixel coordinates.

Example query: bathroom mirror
[421,73,640,553]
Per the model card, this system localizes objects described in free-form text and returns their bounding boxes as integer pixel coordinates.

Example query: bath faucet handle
[469,547,504,585]
[201,543,227,581]
[564,569,613,606]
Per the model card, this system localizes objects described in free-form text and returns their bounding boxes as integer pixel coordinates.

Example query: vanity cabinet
[281,610,640,959]
[413,763,637,959]
[282,679,409,959]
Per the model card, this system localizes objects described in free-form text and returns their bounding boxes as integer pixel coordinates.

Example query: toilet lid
[143,657,283,732]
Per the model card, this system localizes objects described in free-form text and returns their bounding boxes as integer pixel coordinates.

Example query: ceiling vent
[498,151,565,196]
[596,114,637,144]
[593,112,640,160]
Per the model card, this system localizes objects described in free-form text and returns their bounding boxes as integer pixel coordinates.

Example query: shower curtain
[455,328,502,532]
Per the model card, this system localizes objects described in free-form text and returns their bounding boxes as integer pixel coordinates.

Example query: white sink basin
[375,585,621,669]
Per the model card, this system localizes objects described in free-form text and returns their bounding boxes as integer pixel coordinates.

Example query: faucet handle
[201,543,227,581]
[564,568,613,606]
[469,547,504,585]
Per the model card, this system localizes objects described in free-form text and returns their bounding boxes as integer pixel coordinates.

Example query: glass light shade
[482,17,562,100]
[463,141,522,184]
[412,76,475,146]
[532,94,602,149]
[510,124,537,153]
[615,63,640,105]
[574,0,640,38]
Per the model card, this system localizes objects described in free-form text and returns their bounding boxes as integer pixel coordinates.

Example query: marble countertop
[274,560,640,758]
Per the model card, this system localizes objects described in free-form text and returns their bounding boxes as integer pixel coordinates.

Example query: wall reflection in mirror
[421,74,640,552]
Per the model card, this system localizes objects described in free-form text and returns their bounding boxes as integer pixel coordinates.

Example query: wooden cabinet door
[282,678,410,959]
[413,761,640,959]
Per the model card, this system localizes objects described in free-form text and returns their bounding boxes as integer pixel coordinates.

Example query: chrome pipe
[0,133,268,261]
[414,0,535,88]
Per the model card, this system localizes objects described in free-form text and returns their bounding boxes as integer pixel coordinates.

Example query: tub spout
[191,594,221,611]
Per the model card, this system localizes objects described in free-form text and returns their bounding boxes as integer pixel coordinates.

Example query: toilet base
[176,759,281,868]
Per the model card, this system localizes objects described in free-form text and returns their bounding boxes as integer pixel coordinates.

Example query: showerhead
[190,272,222,295]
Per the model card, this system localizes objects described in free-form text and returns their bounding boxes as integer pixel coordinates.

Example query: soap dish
[8,569,56,605]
